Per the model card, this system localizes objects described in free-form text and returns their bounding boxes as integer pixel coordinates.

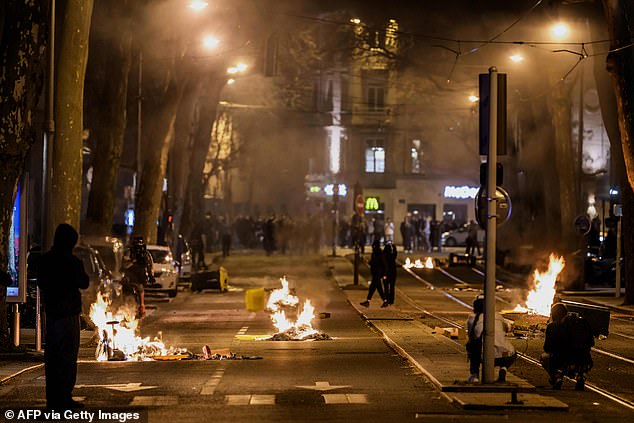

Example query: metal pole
[615,217,622,298]
[353,244,359,285]
[12,304,20,347]
[136,50,143,191]
[483,66,498,384]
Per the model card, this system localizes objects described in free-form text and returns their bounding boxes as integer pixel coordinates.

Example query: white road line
[322,393,368,404]
[200,364,227,395]
[237,326,249,335]
[592,347,634,365]
[130,396,178,406]
[225,394,275,405]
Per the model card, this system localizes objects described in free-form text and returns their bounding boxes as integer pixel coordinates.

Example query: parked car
[82,235,125,280]
[146,244,178,298]
[441,225,484,247]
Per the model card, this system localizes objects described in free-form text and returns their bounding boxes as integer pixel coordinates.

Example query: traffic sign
[479,73,507,155]
[475,187,511,229]
[573,214,591,236]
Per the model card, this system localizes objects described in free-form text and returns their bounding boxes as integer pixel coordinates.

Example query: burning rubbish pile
[90,293,187,361]
[403,257,434,269]
[264,277,331,341]
[90,293,259,361]
[504,254,566,336]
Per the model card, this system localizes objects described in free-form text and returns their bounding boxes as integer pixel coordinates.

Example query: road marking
[323,394,368,404]
[296,381,351,391]
[226,395,275,405]
[237,326,249,335]
[130,396,178,406]
[75,383,157,392]
[200,364,227,395]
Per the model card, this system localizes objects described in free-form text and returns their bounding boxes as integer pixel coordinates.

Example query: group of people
[466,297,594,390]
[347,214,448,254]
[360,240,398,308]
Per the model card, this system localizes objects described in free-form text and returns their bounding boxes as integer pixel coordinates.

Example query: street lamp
[468,95,479,103]
[202,35,220,50]
[550,22,570,40]
[227,63,248,74]
[189,1,208,11]
[509,54,524,63]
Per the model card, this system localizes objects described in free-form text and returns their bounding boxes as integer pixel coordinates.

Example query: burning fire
[403,257,434,269]
[266,277,319,340]
[89,292,180,361]
[513,254,565,316]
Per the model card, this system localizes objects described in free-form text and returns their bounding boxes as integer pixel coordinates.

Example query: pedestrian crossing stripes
[237,326,249,335]
[322,394,368,404]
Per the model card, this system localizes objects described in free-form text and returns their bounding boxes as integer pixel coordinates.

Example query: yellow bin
[245,288,266,312]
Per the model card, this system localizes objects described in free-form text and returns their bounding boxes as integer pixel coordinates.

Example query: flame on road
[513,254,565,316]
[266,277,318,340]
[90,292,174,361]
[403,257,434,269]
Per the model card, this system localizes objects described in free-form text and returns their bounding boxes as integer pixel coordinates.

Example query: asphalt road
[1,251,633,422]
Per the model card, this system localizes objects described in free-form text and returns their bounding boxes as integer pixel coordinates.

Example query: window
[410,139,422,174]
[365,140,385,173]
[367,86,385,111]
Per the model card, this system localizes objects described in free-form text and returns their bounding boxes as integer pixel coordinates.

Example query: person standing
[37,224,89,410]
[360,240,388,308]
[383,241,398,305]
[384,217,395,243]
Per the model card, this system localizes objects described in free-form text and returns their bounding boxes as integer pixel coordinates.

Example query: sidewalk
[327,255,569,410]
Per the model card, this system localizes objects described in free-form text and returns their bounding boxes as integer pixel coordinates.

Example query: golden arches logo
[365,197,379,211]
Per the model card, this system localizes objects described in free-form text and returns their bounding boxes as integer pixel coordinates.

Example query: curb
[0,363,44,385]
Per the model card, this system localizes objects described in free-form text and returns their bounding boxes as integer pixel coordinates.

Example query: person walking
[466,295,516,383]
[360,240,388,308]
[37,224,89,410]
[383,241,398,305]
[465,220,481,256]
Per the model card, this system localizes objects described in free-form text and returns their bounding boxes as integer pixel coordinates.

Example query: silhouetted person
[541,302,594,390]
[219,217,232,257]
[360,240,388,308]
[37,224,89,410]
[383,242,398,305]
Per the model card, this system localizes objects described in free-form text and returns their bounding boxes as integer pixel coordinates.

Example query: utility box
[561,300,610,337]
[245,288,266,312]
[191,266,228,292]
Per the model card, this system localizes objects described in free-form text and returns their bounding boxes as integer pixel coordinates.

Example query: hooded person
[37,223,89,410]
[466,295,517,383]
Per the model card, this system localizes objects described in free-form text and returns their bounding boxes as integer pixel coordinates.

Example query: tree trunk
[180,81,224,240]
[0,0,48,348]
[134,77,186,244]
[84,2,133,236]
[51,0,94,232]
[549,80,579,252]
[603,0,634,304]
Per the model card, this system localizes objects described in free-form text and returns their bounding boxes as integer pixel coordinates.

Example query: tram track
[353,255,634,411]
[400,262,634,411]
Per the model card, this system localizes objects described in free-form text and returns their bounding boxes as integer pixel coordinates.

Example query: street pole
[483,66,498,384]
[615,216,622,298]
[38,0,56,353]
[136,49,143,193]
[332,184,338,257]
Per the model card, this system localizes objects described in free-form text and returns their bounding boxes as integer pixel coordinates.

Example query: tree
[0,0,48,348]
[50,0,94,232]
[84,0,134,236]
[602,0,634,303]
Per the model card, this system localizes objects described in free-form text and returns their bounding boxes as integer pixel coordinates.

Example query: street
[1,250,633,422]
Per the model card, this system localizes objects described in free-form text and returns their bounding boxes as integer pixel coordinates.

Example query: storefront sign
[324,184,347,196]
[365,197,380,211]
[444,185,479,199]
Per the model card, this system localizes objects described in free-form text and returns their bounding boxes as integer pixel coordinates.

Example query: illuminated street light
[189,1,208,11]
[227,63,248,74]
[551,22,569,40]
[468,95,479,103]
[350,18,361,24]
[202,35,220,50]
[509,54,524,63]
[227,78,235,85]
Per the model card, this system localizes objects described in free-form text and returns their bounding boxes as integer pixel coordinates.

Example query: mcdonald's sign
[365,196,380,211]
